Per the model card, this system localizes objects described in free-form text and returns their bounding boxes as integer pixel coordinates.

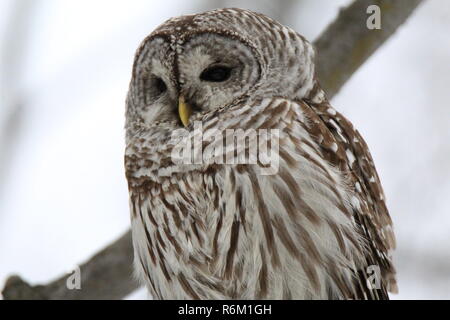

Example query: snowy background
[0,0,449,300]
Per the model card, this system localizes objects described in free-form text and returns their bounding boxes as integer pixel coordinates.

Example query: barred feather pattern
[125,8,396,300]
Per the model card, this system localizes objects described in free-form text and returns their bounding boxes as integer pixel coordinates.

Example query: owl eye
[200,66,232,82]
[153,77,167,95]
[146,76,167,98]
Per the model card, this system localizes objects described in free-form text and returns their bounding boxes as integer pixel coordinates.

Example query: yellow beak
[178,96,192,127]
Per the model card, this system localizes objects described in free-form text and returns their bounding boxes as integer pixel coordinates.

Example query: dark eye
[153,77,167,95]
[200,66,232,82]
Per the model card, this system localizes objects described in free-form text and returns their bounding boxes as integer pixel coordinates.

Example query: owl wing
[302,98,397,299]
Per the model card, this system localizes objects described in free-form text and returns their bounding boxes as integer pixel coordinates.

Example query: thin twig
[2,0,424,300]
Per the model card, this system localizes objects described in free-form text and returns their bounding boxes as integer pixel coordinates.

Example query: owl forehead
[147,8,297,61]
[151,8,261,42]
[143,8,313,63]
[147,12,261,58]
[133,8,318,100]
[135,10,265,79]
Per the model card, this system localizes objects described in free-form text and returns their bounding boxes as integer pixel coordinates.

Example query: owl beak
[178,96,192,127]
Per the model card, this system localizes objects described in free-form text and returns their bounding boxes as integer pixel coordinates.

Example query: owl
[125,8,397,300]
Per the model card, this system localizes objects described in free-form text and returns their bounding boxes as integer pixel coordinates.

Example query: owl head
[126,8,322,140]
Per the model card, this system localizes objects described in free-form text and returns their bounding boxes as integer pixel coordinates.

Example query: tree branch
[315,0,423,99]
[2,0,424,300]
[2,231,139,300]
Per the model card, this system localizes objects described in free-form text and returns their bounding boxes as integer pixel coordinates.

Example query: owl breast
[126,98,369,299]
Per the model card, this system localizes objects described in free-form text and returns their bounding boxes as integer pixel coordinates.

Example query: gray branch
[1,0,424,300]
[315,0,423,99]
[2,231,139,300]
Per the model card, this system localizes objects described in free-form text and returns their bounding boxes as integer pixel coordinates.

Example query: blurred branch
[0,0,36,199]
[2,231,138,300]
[315,0,423,98]
[2,0,424,300]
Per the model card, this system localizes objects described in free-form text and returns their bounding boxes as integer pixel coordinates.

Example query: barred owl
[125,8,397,300]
